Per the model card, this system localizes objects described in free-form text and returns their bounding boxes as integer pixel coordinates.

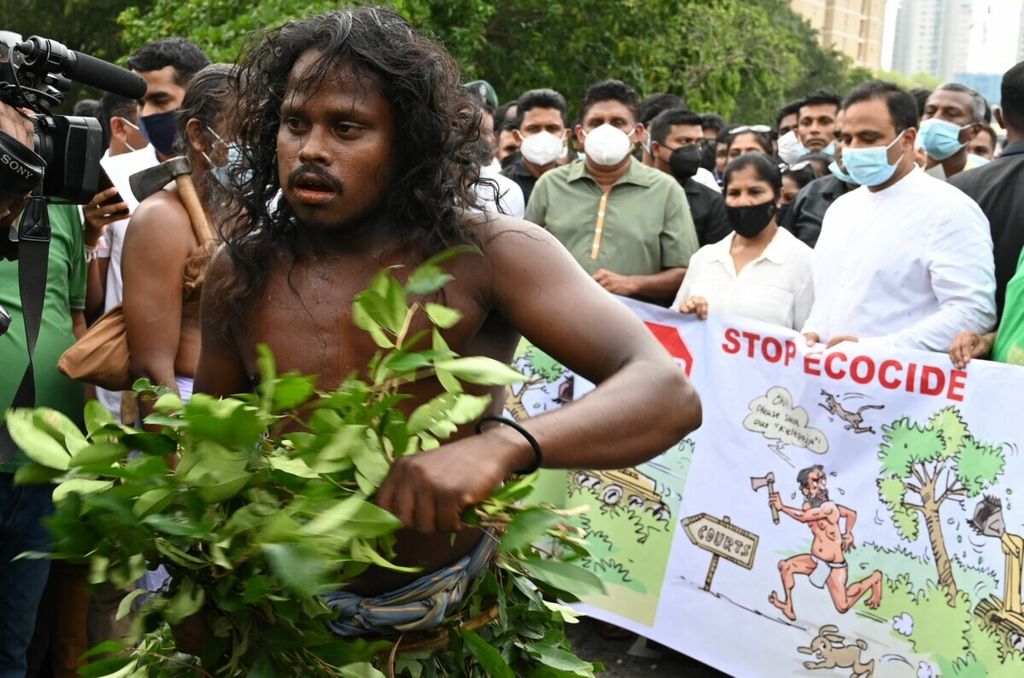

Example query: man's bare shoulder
[464,211,565,262]
[126,188,192,247]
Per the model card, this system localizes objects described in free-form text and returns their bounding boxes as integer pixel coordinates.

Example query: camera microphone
[15,37,146,101]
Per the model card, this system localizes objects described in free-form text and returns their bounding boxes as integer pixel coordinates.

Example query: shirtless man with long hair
[195,7,701,634]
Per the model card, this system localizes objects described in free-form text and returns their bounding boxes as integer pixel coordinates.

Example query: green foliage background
[10,0,879,121]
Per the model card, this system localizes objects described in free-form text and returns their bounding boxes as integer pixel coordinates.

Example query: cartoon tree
[505,344,567,421]
[877,406,1006,603]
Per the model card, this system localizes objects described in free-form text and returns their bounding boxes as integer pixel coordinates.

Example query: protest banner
[509,298,1024,677]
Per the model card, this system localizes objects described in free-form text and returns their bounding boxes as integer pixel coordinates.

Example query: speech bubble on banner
[743,386,828,454]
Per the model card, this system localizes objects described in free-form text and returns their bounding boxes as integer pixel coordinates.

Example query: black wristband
[475,415,543,475]
[0,129,45,198]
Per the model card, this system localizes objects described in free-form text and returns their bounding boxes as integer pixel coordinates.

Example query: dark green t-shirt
[0,202,87,471]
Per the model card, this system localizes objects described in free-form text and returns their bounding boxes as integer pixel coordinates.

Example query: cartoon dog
[797,624,874,677]
[819,390,883,435]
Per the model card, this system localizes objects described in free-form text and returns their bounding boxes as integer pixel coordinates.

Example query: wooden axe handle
[173,174,213,245]
[768,479,780,524]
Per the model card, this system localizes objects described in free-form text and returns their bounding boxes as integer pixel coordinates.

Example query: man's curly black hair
[217,6,484,316]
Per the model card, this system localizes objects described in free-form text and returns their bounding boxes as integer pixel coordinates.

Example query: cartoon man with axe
[753,465,882,621]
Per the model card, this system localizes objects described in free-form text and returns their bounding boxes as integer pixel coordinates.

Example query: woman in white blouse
[674,152,813,330]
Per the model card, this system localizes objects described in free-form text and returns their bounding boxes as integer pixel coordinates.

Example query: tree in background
[877,407,1006,604]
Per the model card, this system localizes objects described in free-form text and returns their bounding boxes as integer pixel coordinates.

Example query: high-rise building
[790,0,887,69]
[891,0,972,80]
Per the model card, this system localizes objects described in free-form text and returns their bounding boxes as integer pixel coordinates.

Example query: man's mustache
[286,164,344,193]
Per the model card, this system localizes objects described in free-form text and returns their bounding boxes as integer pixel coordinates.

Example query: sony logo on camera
[1,152,35,180]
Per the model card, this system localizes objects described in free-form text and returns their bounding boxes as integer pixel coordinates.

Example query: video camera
[0,33,146,337]
[0,32,146,203]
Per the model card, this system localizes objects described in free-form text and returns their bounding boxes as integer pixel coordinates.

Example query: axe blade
[130,156,193,203]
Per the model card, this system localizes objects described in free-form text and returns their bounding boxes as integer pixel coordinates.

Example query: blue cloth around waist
[323,531,498,637]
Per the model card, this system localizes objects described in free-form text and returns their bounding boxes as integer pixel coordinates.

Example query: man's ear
[902,126,918,151]
[574,124,586,148]
[185,118,207,155]
[109,116,129,145]
[995,108,1006,130]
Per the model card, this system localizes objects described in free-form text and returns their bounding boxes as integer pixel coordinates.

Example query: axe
[129,156,213,245]
[751,472,779,524]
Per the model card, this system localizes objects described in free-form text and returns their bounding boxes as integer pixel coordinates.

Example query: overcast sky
[881,0,1022,74]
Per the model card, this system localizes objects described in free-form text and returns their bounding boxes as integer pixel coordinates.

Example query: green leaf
[404,264,454,296]
[271,374,318,412]
[153,392,184,412]
[256,343,277,384]
[269,456,319,479]
[262,542,333,597]
[52,479,114,504]
[434,357,525,386]
[527,643,596,675]
[424,303,462,329]
[81,640,126,659]
[71,441,126,467]
[353,302,394,348]
[115,589,146,621]
[84,400,116,437]
[4,409,71,470]
[520,558,605,598]
[164,578,206,625]
[339,662,387,678]
[462,627,515,678]
[13,463,64,485]
[33,408,89,456]
[300,495,401,539]
[77,657,134,678]
[133,487,177,517]
[350,539,421,573]
[501,507,562,552]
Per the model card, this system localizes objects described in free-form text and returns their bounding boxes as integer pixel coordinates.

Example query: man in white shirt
[802,81,996,352]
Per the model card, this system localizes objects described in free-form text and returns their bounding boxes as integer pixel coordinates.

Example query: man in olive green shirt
[526,79,698,305]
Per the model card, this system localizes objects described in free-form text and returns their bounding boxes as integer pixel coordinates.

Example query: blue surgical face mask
[139,110,179,157]
[822,141,836,156]
[203,127,252,189]
[828,159,856,185]
[840,130,906,187]
[918,118,970,160]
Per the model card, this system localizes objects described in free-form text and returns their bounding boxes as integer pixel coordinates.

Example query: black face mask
[668,144,703,183]
[726,201,777,238]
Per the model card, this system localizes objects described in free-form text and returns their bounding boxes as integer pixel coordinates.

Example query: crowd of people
[0,4,1022,674]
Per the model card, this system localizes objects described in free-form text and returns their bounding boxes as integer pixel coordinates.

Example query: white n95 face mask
[520,131,564,166]
[777,130,808,165]
[583,124,634,166]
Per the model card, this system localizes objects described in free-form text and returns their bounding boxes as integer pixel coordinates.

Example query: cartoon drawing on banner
[571,468,671,521]
[819,389,885,435]
[745,386,828,464]
[505,341,569,420]
[876,407,1005,604]
[797,624,875,677]
[968,496,1024,655]
[681,513,759,593]
[768,465,883,621]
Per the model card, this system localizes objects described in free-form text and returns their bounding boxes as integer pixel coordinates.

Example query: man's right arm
[193,247,252,397]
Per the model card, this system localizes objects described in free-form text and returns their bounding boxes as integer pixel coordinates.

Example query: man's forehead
[584,100,634,122]
[926,89,971,113]
[669,123,702,136]
[284,50,382,104]
[800,102,838,118]
[842,99,896,131]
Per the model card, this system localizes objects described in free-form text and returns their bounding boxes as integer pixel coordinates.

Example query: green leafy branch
[8,253,601,677]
